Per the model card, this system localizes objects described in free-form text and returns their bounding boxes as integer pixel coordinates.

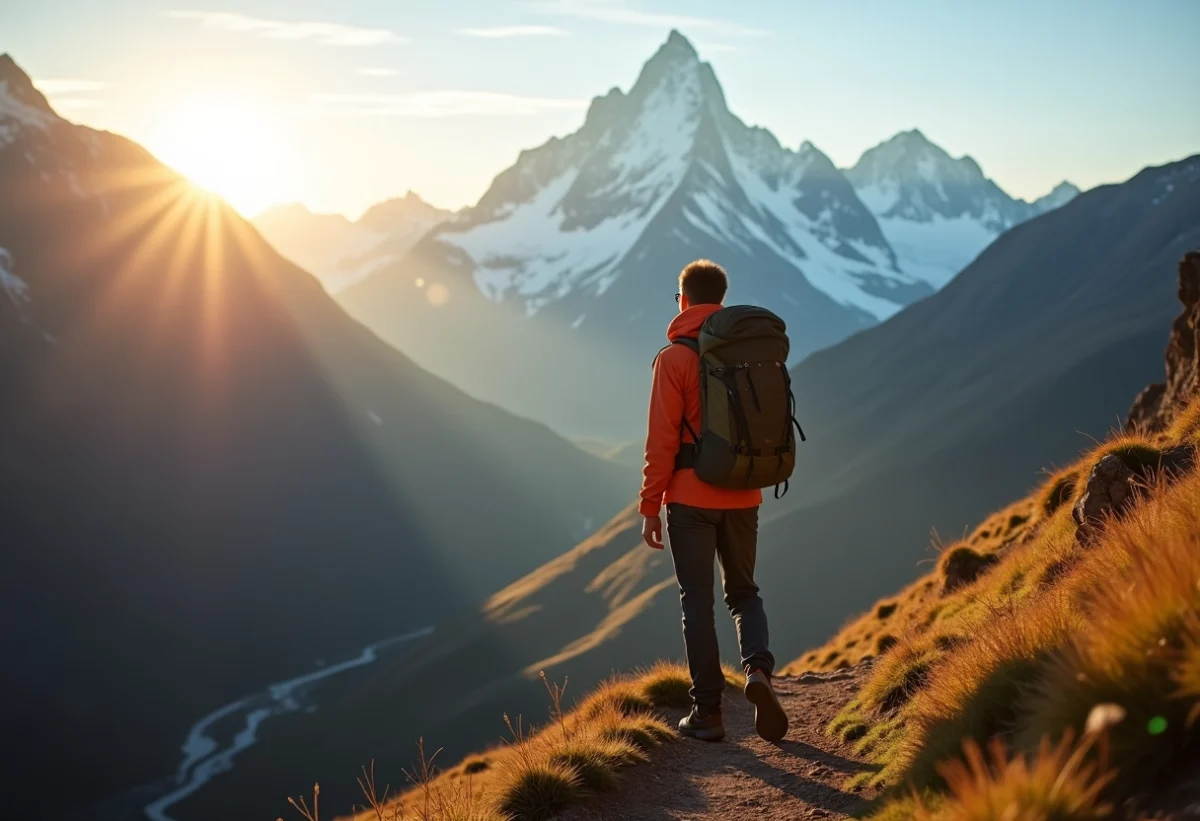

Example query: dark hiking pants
[666,502,774,709]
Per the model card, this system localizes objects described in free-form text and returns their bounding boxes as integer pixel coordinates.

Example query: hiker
[640,258,802,744]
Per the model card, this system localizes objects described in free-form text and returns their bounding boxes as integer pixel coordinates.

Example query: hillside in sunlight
[784,251,1200,820]
[0,54,631,821]
[264,252,1200,821]
[237,166,1198,820]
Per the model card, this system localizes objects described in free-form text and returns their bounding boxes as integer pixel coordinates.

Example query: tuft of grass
[495,761,583,821]
[722,663,744,689]
[1166,396,1200,447]
[639,662,693,709]
[914,736,1112,821]
[939,545,1000,594]
[1039,467,1080,517]
[855,713,906,762]
[461,756,490,775]
[592,705,672,752]
[864,792,943,821]
[1093,436,1164,474]
[547,738,643,792]
[577,680,652,720]
[860,641,939,715]
[1006,512,1030,532]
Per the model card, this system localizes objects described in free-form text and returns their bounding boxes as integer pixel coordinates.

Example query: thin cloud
[358,67,403,77]
[532,0,767,37]
[166,10,408,46]
[458,25,568,38]
[308,90,586,117]
[33,79,107,94]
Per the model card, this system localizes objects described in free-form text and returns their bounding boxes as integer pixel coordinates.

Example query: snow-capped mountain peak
[0,55,58,146]
[1031,180,1081,213]
[846,129,1078,287]
[846,129,1005,226]
[434,30,921,321]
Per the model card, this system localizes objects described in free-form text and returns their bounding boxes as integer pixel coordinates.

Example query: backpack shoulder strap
[651,336,699,369]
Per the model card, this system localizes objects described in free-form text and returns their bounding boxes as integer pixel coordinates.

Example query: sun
[148,93,284,216]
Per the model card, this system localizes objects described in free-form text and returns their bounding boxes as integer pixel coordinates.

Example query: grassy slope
[322,663,740,821]
[784,397,1200,818]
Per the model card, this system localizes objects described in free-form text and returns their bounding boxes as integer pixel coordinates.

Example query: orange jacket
[638,304,763,518]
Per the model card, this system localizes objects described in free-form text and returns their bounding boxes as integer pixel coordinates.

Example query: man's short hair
[679,259,728,305]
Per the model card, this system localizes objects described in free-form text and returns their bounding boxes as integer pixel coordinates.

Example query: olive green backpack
[659,306,805,497]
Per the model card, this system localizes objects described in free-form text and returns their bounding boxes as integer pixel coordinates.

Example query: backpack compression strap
[662,337,701,471]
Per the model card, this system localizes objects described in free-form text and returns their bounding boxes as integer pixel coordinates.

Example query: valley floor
[558,667,875,821]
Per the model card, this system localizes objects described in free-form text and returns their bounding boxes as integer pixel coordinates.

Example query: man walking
[640,259,790,743]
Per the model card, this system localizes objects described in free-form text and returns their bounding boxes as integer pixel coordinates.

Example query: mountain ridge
[337,30,1078,439]
[252,191,451,293]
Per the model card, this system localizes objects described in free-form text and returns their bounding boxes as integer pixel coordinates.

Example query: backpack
[655,306,806,498]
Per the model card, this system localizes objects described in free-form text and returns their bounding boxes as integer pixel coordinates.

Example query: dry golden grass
[1037,466,1080,518]
[892,592,1081,788]
[1164,395,1200,447]
[915,736,1112,821]
[799,415,1199,817]
[335,664,699,821]
[1016,477,1200,794]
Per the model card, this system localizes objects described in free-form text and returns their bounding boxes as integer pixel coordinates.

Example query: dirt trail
[561,666,877,821]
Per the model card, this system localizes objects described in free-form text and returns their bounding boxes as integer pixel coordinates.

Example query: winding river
[143,627,435,821]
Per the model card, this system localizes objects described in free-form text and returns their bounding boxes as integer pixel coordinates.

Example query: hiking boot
[745,669,789,742]
[678,705,725,741]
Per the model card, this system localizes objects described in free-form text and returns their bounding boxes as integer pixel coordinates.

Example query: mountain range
[847,128,1080,287]
[3,27,1193,821]
[335,31,1078,439]
[171,116,1200,821]
[0,54,631,821]
[252,192,451,293]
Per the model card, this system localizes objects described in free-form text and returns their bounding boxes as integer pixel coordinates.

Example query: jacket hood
[667,303,722,341]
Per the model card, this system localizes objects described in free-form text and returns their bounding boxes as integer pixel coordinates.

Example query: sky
[4,0,1198,218]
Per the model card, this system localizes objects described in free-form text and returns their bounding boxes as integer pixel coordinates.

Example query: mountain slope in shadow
[0,55,630,820]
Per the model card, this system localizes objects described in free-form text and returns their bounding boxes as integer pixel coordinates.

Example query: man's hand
[641,515,664,550]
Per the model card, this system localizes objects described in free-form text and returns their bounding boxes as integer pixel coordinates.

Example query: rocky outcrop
[1073,446,1196,543]
[1128,251,1200,433]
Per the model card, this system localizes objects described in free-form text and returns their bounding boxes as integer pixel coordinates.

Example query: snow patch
[722,136,910,320]
[0,80,55,147]
[876,213,998,288]
[0,248,31,307]
[446,56,701,311]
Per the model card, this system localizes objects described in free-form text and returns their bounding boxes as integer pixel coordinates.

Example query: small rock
[1073,447,1195,543]
[1073,453,1136,543]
